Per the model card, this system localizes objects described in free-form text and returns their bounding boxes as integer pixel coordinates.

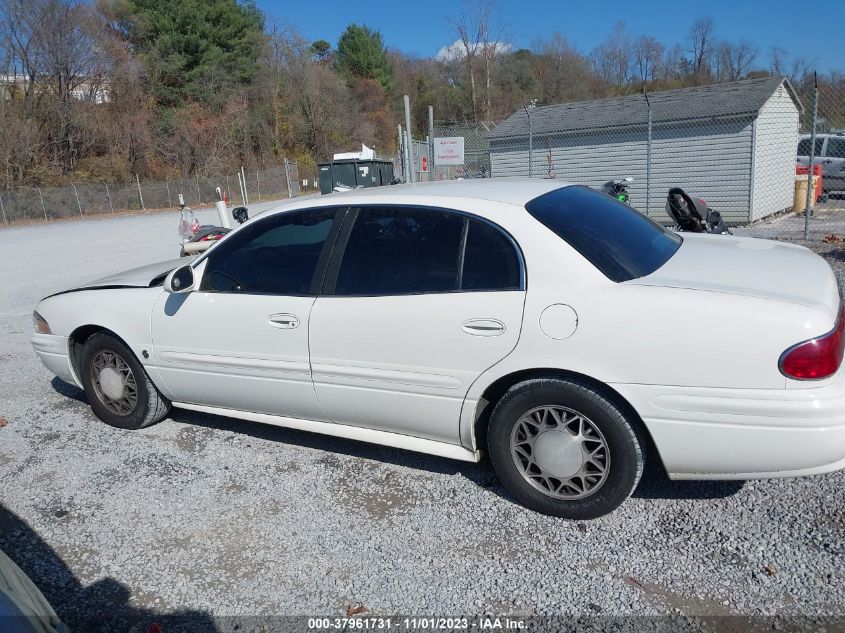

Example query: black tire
[487,378,644,520]
[79,332,170,430]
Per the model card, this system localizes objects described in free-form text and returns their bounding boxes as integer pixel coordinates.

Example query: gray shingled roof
[488,76,801,140]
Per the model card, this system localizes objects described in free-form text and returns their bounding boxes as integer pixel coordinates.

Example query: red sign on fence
[421,156,428,172]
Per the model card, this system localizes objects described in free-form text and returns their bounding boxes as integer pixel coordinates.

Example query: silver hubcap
[510,405,610,500]
[91,350,138,416]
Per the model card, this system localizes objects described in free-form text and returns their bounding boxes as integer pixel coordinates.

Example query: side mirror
[164,265,195,294]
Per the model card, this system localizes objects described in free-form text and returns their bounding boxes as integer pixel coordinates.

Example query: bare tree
[632,35,664,86]
[661,43,691,81]
[451,2,483,123]
[769,46,810,85]
[0,0,103,174]
[590,22,633,88]
[689,17,715,82]
[531,33,595,102]
[1,0,47,107]
[474,0,508,122]
[715,40,758,81]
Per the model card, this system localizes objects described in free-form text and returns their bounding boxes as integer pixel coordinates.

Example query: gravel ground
[0,206,843,632]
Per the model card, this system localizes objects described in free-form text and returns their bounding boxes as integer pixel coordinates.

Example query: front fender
[34,287,167,393]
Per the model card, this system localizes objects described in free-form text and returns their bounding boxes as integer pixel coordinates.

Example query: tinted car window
[526,186,681,282]
[462,219,522,291]
[336,208,464,295]
[201,209,335,294]
[798,138,824,156]
[826,138,845,158]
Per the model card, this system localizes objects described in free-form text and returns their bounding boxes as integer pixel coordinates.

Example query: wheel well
[67,325,117,379]
[475,368,666,474]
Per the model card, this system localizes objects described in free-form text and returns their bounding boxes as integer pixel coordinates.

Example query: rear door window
[461,219,522,291]
[335,207,464,295]
[332,207,524,295]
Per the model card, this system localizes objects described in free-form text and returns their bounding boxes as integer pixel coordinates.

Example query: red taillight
[780,304,845,380]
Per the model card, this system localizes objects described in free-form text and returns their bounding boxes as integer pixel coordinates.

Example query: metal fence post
[256,171,261,201]
[524,101,535,178]
[284,159,291,198]
[37,187,47,220]
[644,92,652,216]
[136,174,145,211]
[804,74,819,241]
[195,174,201,205]
[404,95,416,183]
[241,167,249,205]
[72,183,83,216]
[429,106,436,180]
[165,178,172,208]
[397,124,405,182]
[104,184,114,213]
[0,190,7,225]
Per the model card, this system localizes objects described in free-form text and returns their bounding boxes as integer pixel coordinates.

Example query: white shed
[488,77,803,223]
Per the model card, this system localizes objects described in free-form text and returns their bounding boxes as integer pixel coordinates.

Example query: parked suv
[798,132,845,194]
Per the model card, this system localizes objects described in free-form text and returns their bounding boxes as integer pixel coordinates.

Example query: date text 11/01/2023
[307,617,526,630]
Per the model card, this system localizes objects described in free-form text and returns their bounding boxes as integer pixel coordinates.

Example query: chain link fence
[395,122,492,183]
[0,163,299,225]
[757,77,845,244]
[424,76,845,246]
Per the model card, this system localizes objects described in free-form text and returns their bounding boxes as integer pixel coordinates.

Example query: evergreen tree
[335,24,394,93]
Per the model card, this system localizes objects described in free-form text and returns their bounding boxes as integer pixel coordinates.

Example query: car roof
[300,178,573,208]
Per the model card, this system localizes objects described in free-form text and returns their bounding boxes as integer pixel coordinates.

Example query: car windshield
[525,185,682,282]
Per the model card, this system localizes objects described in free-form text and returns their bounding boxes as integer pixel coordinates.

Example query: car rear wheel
[487,378,644,519]
[80,332,170,430]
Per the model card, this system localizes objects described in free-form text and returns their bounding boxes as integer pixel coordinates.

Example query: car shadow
[633,459,745,500]
[173,408,745,504]
[51,377,745,505]
[51,376,87,403]
[0,504,218,633]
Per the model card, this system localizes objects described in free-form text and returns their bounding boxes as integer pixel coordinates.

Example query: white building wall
[750,85,800,221]
[490,118,755,223]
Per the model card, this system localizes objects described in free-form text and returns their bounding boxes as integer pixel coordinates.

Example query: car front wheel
[487,378,644,519]
[80,332,170,430]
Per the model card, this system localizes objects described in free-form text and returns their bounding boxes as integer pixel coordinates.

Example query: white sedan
[31,180,845,518]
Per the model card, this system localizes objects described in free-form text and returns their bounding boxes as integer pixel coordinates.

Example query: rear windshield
[526,186,682,282]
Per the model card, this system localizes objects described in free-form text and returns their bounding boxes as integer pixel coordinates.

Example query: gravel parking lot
[0,207,843,632]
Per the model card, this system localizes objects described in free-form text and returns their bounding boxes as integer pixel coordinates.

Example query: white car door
[151,207,342,420]
[309,206,526,444]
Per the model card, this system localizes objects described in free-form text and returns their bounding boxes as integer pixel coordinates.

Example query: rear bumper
[614,376,845,480]
[31,333,79,387]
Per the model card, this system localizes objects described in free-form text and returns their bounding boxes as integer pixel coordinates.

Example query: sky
[256,0,842,73]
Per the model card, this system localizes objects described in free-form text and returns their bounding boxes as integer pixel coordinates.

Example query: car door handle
[268,313,300,329]
[462,319,505,336]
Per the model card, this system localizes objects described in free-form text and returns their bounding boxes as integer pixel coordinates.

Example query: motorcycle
[178,193,249,257]
[665,187,731,235]
[600,177,633,204]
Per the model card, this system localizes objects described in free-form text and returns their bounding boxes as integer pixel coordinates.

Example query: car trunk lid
[627,233,840,316]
